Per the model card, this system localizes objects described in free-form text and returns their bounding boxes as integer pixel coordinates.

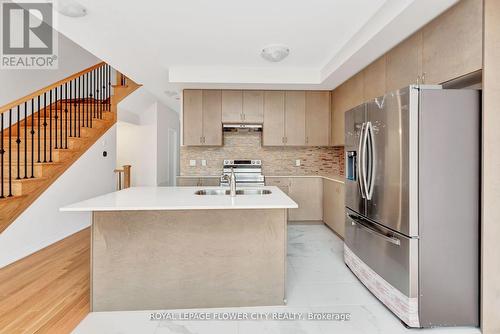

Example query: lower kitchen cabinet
[288,177,323,221]
[323,178,345,238]
[266,177,323,221]
[177,177,220,186]
[265,177,290,194]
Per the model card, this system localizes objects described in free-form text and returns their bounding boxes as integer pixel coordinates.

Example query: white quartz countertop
[60,186,298,212]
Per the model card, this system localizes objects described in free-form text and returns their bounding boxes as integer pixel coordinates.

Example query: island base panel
[91,209,286,311]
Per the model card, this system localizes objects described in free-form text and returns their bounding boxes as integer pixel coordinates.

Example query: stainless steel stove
[220,160,264,187]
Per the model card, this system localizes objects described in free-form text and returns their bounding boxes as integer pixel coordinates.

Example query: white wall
[0,125,117,268]
[117,104,157,186]
[0,32,99,106]
[117,100,179,187]
[157,102,180,186]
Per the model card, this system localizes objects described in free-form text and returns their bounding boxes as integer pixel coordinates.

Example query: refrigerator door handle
[347,213,401,246]
[358,122,367,199]
[360,122,370,199]
[366,121,376,200]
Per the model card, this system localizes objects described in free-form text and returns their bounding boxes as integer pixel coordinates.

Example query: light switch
[201,160,207,166]
[295,159,301,167]
[189,160,196,167]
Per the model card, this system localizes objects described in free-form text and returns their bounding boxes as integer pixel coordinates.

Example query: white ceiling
[54,0,459,111]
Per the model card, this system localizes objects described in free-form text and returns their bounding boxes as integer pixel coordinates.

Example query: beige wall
[482,1,500,333]
[180,132,344,177]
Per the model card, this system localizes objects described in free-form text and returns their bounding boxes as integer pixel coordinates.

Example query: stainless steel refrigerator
[344,85,479,328]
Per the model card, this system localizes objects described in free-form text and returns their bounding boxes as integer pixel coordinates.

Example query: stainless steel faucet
[221,167,237,196]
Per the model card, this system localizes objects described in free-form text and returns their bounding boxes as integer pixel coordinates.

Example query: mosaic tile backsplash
[180,132,345,177]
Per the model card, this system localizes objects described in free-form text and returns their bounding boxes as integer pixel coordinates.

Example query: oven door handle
[347,214,401,246]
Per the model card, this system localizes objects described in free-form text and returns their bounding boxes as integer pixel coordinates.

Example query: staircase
[0,62,140,233]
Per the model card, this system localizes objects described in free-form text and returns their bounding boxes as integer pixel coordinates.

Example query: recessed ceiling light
[56,0,87,18]
[261,45,290,62]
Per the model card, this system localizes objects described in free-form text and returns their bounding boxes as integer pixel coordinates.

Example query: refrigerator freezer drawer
[344,209,418,298]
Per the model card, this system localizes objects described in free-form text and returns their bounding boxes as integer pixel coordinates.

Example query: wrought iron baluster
[76,77,80,137]
[108,65,112,111]
[30,99,34,178]
[85,73,88,127]
[24,102,27,178]
[94,69,97,120]
[64,83,68,149]
[37,95,40,163]
[69,80,72,138]
[8,109,12,196]
[103,65,107,112]
[100,66,104,117]
[16,105,20,179]
[97,67,101,118]
[61,85,64,149]
[55,87,58,149]
[49,89,53,162]
[43,92,47,163]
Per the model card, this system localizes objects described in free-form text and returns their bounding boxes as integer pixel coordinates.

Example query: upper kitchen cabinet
[243,91,264,123]
[305,91,331,146]
[363,55,386,101]
[183,90,203,146]
[331,72,364,146]
[284,91,306,146]
[265,90,326,147]
[221,90,243,123]
[386,31,423,92]
[222,90,264,123]
[263,91,285,146]
[422,0,483,84]
[183,90,222,146]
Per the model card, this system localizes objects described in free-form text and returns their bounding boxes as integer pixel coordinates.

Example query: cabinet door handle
[305,137,309,144]
[282,137,285,144]
[200,136,203,143]
[421,72,426,84]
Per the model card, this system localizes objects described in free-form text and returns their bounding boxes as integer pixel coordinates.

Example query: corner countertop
[60,186,298,212]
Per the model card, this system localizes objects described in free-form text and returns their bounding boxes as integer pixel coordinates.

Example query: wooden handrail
[0,61,105,115]
[114,165,131,190]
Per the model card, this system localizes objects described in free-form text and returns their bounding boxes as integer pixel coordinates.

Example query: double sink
[195,189,271,196]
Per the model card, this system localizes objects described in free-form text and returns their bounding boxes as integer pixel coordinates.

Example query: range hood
[223,124,262,132]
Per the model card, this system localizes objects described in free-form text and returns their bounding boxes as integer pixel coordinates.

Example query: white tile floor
[73,224,480,334]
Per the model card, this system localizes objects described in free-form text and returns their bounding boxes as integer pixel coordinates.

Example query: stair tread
[0,194,28,201]
[3,176,48,183]
[1,161,63,166]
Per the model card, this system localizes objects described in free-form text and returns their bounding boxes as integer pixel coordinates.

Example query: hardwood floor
[0,228,90,334]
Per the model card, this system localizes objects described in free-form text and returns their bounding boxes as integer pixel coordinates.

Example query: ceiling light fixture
[261,45,290,62]
[56,0,87,18]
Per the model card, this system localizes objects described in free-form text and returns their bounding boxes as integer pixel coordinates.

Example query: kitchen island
[61,186,297,311]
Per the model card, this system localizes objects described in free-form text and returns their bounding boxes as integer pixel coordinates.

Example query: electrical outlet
[295,159,301,167]
[189,160,196,167]
[201,160,207,166]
